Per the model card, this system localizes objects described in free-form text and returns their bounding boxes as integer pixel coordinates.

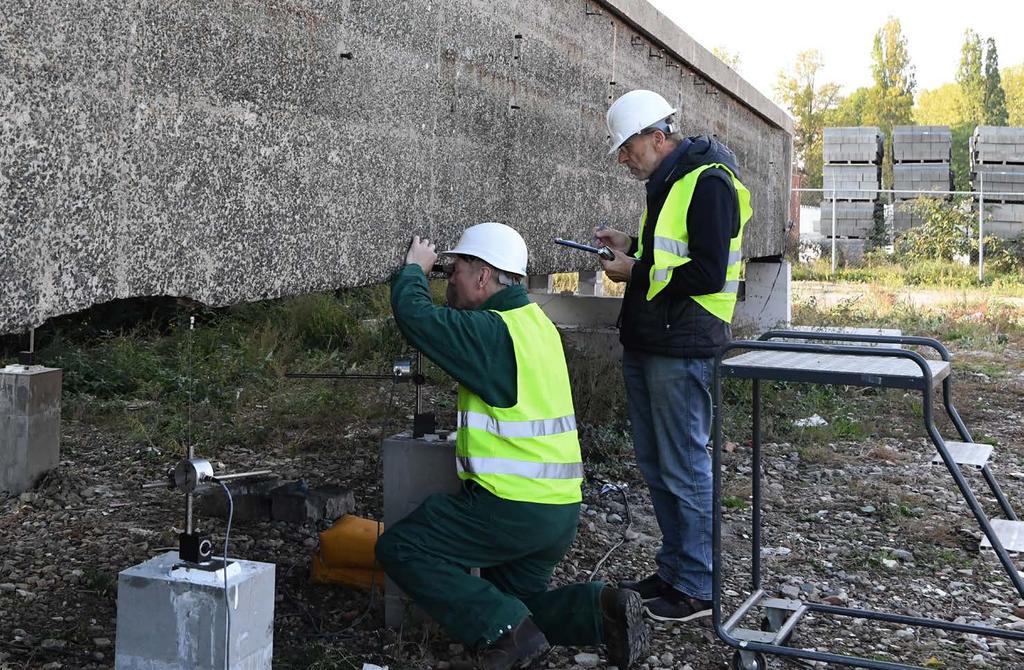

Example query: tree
[914,84,965,125]
[711,46,741,72]
[869,17,915,189]
[956,30,985,124]
[983,38,1009,125]
[774,50,841,199]
[1004,63,1024,126]
[827,87,873,127]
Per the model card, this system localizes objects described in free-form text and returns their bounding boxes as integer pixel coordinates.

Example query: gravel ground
[2,345,1024,670]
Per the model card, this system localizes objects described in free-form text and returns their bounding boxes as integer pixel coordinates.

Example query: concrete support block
[533,294,620,328]
[527,275,554,294]
[732,260,790,333]
[1,365,61,495]
[115,551,275,669]
[576,271,603,296]
[382,434,462,629]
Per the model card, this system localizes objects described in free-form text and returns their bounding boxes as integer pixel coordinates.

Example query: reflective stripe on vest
[455,303,583,504]
[460,411,577,439]
[636,163,753,323]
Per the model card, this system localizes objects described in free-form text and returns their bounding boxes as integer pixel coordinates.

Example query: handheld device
[554,237,616,261]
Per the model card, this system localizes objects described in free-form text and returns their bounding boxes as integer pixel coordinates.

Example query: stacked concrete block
[983,203,1024,240]
[892,126,951,163]
[816,201,882,238]
[821,164,882,201]
[892,201,927,233]
[971,126,1024,240]
[821,127,883,253]
[823,127,884,164]
[890,125,953,235]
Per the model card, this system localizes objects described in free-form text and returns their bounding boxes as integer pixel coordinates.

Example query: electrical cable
[214,478,234,670]
[588,482,632,582]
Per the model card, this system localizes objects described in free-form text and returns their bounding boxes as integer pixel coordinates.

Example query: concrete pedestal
[1,365,61,495]
[733,260,791,333]
[114,552,275,669]
[382,434,462,629]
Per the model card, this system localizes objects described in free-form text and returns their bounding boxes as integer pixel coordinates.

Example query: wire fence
[792,177,1024,280]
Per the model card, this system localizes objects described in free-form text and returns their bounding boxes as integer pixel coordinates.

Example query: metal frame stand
[711,330,1024,670]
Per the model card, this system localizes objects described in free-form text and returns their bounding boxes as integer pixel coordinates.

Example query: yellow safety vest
[636,163,753,323]
[455,303,583,504]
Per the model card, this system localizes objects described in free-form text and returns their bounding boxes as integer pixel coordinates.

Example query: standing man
[595,90,752,622]
[376,222,648,670]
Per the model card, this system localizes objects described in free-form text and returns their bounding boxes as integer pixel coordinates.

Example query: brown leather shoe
[478,616,551,670]
[601,586,649,669]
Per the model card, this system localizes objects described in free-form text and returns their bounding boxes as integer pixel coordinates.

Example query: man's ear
[476,264,491,289]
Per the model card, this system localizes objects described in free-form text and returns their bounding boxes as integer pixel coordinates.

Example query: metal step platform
[930,440,993,469]
[980,519,1024,552]
[712,330,1023,670]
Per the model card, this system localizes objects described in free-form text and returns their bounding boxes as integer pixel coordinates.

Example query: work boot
[617,572,672,601]
[478,616,550,670]
[601,586,649,669]
[643,589,712,623]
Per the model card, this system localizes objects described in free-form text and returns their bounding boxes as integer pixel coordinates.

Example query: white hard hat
[606,89,676,155]
[442,222,528,276]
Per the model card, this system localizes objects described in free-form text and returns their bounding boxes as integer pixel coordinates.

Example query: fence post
[830,176,838,276]
[978,172,984,283]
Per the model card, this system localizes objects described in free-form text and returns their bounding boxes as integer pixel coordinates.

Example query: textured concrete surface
[1,0,792,334]
[974,167,1024,202]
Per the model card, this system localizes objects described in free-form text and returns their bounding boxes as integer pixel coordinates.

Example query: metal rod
[212,469,273,482]
[28,328,35,354]
[285,372,394,380]
[721,588,766,633]
[751,378,762,591]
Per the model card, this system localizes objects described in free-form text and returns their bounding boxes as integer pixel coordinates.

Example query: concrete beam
[2,0,792,334]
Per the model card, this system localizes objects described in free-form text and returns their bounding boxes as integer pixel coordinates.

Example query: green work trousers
[375,481,606,649]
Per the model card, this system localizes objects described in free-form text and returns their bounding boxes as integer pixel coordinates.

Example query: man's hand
[593,226,630,253]
[405,235,438,275]
[600,249,635,283]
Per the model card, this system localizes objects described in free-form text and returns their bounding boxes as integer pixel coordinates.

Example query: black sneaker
[643,590,712,623]
[601,586,649,669]
[479,616,551,670]
[617,573,672,601]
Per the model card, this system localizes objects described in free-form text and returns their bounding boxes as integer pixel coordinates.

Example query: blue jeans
[623,349,713,600]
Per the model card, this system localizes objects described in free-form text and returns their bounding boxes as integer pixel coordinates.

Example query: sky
[647,0,1024,104]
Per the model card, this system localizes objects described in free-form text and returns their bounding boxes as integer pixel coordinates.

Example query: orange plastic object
[310,514,386,590]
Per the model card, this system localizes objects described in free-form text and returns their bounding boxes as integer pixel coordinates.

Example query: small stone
[607,513,623,524]
[659,652,674,665]
[0,583,15,592]
[40,639,65,651]
[881,559,898,569]
[574,652,600,667]
[93,637,111,648]
[781,584,801,599]
[860,505,876,514]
